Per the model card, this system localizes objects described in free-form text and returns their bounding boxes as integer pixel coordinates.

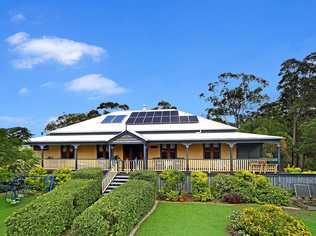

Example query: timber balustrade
[101,161,118,192]
[42,158,278,173]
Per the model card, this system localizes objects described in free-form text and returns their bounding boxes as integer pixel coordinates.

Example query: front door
[123,144,144,171]
[123,144,144,160]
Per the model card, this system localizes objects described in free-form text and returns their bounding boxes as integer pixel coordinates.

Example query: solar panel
[102,115,115,123]
[180,116,189,123]
[102,115,126,123]
[188,116,199,122]
[112,115,126,123]
[161,116,171,123]
[129,112,139,118]
[126,117,136,124]
[171,110,179,116]
[126,111,198,125]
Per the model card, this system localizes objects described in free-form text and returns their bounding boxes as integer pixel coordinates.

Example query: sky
[0,0,315,135]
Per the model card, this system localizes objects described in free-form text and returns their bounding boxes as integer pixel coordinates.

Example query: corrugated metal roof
[29,131,282,144]
[49,110,237,134]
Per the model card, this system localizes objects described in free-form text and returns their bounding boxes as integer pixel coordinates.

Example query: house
[29,109,282,173]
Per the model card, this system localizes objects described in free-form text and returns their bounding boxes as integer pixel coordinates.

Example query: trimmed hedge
[71,180,156,236]
[71,167,104,182]
[6,178,101,236]
[129,170,157,187]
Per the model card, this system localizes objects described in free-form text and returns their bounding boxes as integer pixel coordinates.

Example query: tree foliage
[0,127,32,144]
[45,101,129,132]
[0,130,38,179]
[153,100,177,110]
[200,73,269,127]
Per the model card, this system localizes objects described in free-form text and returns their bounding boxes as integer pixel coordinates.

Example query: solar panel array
[102,115,127,123]
[126,110,199,125]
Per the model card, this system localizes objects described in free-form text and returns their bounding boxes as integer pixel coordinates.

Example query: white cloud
[66,74,125,95]
[0,116,29,127]
[6,32,29,45]
[6,32,105,69]
[11,13,26,23]
[40,81,54,88]
[18,87,29,96]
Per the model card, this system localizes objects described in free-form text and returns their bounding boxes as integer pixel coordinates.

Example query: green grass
[0,194,36,235]
[136,202,316,236]
[136,202,241,236]
[287,209,316,235]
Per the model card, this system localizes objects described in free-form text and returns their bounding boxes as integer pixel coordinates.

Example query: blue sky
[0,1,315,135]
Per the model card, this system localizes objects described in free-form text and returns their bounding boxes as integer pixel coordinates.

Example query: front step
[104,173,129,194]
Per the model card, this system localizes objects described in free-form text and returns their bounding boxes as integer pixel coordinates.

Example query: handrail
[101,161,118,193]
[43,158,278,174]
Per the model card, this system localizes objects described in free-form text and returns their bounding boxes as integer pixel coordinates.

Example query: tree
[0,127,32,144]
[45,101,130,132]
[200,73,269,127]
[152,100,177,110]
[298,118,316,170]
[240,117,291,167]
[96,102,129,114]
[0,130,38,179]
[277,52,316,165]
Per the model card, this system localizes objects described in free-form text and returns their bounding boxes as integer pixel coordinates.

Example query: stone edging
[129,200,159,236]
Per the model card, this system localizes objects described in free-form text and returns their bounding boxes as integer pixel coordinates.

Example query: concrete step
[103,173,130,194]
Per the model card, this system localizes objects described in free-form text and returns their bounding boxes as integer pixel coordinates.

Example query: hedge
[71,180,156,236]
[129,170,157,187]
[6,178,101,236]
[71,167,104,182]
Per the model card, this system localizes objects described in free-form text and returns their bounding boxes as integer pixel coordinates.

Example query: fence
[157,173,316,193]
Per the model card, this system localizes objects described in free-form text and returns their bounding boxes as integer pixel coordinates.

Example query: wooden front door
[123,144,144,160]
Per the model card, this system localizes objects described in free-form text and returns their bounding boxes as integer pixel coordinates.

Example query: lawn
[136,202,316,236]
[0,194,36,235]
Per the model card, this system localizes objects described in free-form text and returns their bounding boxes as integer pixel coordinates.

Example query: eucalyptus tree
[45,101,129,132]
[152,100,177,110]
[200,73,269,127]
[277,52,316,165]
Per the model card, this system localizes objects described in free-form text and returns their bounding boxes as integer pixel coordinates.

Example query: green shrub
[159,169,184,201]
[229,204,311,235]
[284,165,302,174]
[302,170,316,174]
[71,180,156,236]
[53,168,72,185]
[211,171,291,205]
[72,168,103,182]
[6,178,101,236]
[0,168,14,182]
[191,172,214,202]
[256,185,290,206]
[129,170,157,187]
[25,166,48,191]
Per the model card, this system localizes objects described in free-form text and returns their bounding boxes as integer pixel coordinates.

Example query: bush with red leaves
[223,193,241,204]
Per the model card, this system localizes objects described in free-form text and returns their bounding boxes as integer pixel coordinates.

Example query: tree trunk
[292,112,298,166]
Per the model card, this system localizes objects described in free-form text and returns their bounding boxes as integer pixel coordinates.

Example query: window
[61,145,74,159]
[237,144,262,159]
[96,145,109,159]
[203,144,212,159]
[33,145,49,151]
[160,144,177,159]
[213,144,221,159]
[203,144,221,159]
